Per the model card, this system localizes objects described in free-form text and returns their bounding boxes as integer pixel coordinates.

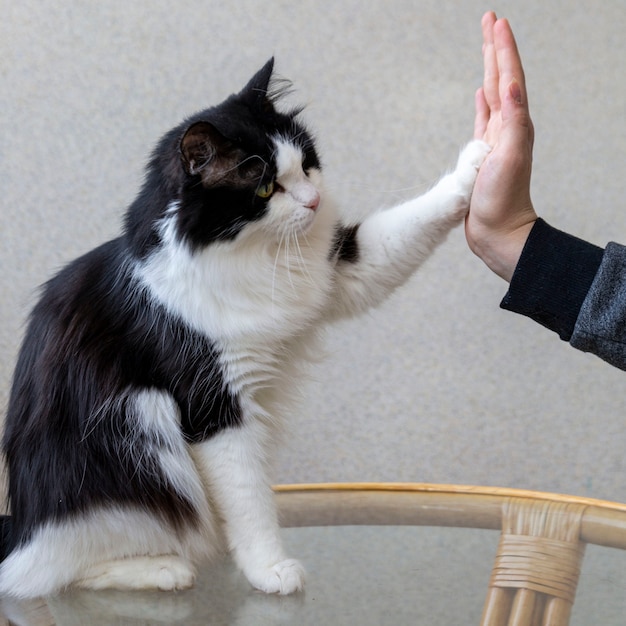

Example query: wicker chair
[275,483,626,626]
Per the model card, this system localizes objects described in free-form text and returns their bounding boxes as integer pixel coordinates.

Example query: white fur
[137,138,489,596]
[0,138,489,598]
[138,168,335,343]
[191,423,306,594]
[132,389,210,517]
[328,139,491,318]
[0,389,219,599]
[0,505,213,598]
[77,555,195,591]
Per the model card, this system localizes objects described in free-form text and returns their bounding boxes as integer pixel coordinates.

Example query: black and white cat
[1,59,489,598]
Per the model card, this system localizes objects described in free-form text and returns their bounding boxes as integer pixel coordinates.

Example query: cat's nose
[293,181,321,211]
[305,190,320,211]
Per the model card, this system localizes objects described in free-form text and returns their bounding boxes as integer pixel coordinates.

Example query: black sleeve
[500,218,604,341]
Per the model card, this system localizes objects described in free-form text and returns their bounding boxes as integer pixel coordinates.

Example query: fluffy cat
[0,58,489,598]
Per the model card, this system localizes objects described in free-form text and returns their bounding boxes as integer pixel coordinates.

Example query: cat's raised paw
[455,140,491,189]
[445,139,491,219]
[247,558,305,595]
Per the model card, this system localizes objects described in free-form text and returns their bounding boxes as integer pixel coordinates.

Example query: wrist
[470,220,536,282]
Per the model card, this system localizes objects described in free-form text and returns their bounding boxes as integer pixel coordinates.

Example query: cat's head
[130,59,323,255]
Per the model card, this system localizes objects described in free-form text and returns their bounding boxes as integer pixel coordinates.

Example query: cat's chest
[137,236,334,344]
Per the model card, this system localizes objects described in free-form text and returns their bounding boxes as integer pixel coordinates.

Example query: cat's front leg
[327,139,491,320]
[191,424,304,595]
[394,139,491,226]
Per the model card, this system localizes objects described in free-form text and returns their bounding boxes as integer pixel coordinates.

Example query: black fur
[0,518,11,561]
[4,240,240,547]
[125,58,320,256]
[331,224,360,263]
[2,58,319,552]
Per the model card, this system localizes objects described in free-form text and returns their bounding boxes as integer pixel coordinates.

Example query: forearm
[499,219,626,370]
[570,242,626,370]
[500,218,603,341]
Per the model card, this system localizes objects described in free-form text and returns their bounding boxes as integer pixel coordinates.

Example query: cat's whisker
[232,154,269,175]
[283,231,296,290]
[200,154,270,188]
[292,233,316,289]
[271,230,287,310]
[331,180,433,195]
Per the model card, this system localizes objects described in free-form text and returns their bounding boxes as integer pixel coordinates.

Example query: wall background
[2,1,625,503]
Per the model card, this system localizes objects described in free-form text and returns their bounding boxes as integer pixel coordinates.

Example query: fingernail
[509,79,523,104]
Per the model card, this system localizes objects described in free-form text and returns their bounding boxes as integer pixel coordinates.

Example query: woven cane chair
[275,483,626,626]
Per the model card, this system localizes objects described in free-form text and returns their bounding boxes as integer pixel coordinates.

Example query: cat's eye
[256,181,275,199]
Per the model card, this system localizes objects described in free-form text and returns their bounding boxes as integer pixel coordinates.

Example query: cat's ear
[239,58,275,106]
[180,121,234,176]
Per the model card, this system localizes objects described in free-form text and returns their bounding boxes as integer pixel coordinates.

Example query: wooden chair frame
[275,483,626,626]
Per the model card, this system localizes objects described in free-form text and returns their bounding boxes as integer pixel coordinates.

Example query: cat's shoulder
[34,238,135,322]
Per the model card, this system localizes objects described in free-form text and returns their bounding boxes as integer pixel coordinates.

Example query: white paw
[155,559,196,591]
[246,558,305,595]
[454,139,491,202]
[78,556,196,592]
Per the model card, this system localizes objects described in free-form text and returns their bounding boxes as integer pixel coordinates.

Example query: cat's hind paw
[246,558,305,595]
[77,555,196,592]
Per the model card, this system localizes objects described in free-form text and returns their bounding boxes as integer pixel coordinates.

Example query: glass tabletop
[1,524,624,625]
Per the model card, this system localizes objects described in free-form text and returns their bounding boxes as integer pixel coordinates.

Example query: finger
[494,18,529,112]
[491,18,534,159]
[474,87,489,139]
[481,11,500,113]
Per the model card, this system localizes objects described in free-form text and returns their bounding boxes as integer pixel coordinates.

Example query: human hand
[465,12,538,281]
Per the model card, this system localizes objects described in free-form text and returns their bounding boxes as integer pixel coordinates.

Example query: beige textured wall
[2,1,626,506]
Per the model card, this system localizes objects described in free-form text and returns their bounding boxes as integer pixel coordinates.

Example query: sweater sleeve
[500,218,603,341]
[570,242,626,370]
